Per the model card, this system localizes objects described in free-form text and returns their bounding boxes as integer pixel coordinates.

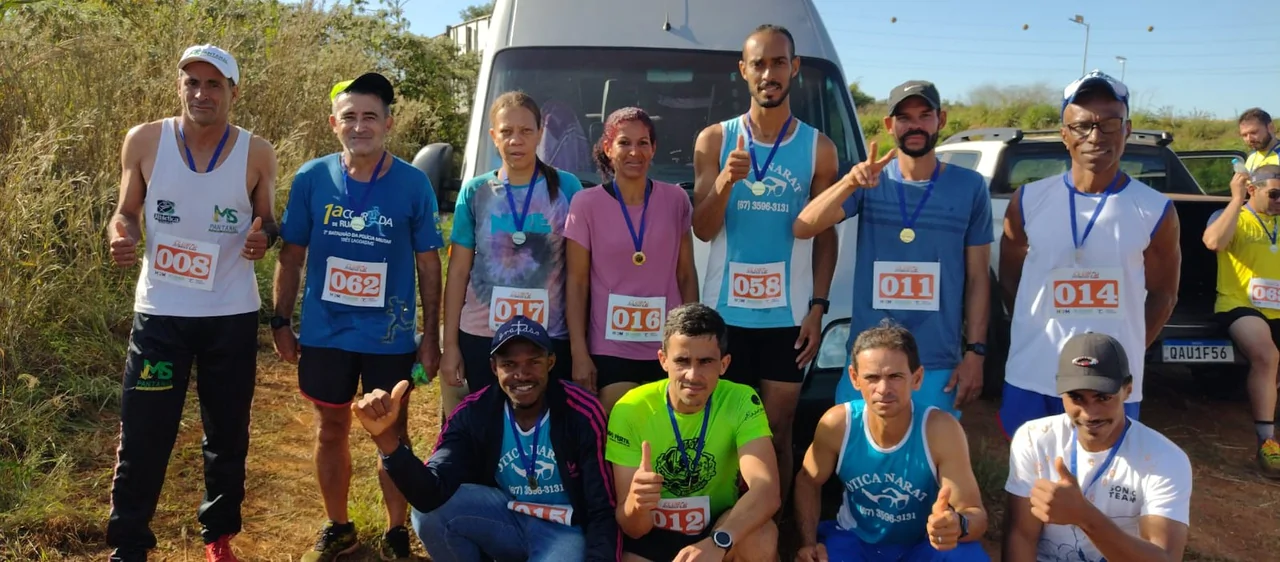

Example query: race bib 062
[1049,268,1123,318]
[651,496,711,535]
[728,261,786,309]
[490,287,550,330]
[148,232,219,291]
[321,257,387,308]
[1249,278,1280,310]
[872,261,940,312]
[606,294,666,342]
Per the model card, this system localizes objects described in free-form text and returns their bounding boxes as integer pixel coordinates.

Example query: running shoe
[204,535,240,562]
[301,521,359,562]
[1258,438,1280,477]
[382,525,412,560]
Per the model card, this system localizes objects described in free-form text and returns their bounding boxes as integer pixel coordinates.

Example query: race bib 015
[490,287,550,330]
[1049,267,1123,318]
[651,496,711,535]
[872,261,940,312]
[321,257,387,308]
[728,261,786,309]
[606,294,666,342]
[148,232,219,291]
[507,500,574,526]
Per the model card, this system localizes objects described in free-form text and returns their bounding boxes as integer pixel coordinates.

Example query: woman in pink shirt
[565,107,699,414]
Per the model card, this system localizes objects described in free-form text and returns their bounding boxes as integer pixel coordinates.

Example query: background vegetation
[0,0,1245,552]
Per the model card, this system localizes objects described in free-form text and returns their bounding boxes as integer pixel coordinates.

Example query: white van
[416,0,869,442]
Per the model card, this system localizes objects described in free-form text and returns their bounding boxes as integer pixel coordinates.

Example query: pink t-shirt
[564,180,692,360]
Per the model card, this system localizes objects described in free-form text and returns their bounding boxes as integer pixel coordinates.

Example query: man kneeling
[794,322,990,562]
[353,316,618,561]
[607,303,781,561]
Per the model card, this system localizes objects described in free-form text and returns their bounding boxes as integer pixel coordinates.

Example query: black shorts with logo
[722,325,805,385]
[593,354,665,388]
[298,345,416,408]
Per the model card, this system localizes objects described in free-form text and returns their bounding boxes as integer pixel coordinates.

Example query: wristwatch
[808,297,830,314]
[957,511,970,539]
[269,315,291,331]
[712,529,734,550]
[963,342,986,357]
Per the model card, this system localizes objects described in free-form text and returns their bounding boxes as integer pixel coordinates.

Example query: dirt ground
[29,352,1280,561]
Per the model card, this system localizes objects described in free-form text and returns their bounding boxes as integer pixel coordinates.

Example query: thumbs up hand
[926,485,960,551]
[109,221,139,267]
[627,441,665,515]
[241,216,269,260]
[352,380,411,452]
[1029,456,1090,526]
[718,133,752,191]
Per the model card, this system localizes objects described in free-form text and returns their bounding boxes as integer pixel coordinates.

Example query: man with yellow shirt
[1239,108,1279,173]
[1203,164,1280,476]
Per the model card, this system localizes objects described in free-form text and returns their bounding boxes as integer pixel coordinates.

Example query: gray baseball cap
[1056,332,1131,395]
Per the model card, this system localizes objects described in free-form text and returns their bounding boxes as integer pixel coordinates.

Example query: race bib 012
[321,257,387,308]
[1049,268,1123,318]
[490,287,550,330]
[606,294,666,342]
[507,500,574,526]
[728,261,786,309]
[148,232,219,291]
[1249,278,1280,310]
[872,261,940,312]
[651,496,711,535]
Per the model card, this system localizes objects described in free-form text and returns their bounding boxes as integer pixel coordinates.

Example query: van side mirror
[413,143,458,213]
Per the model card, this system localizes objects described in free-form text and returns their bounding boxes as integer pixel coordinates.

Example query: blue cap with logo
[490,316,553,356]
[1062,70,1129,117]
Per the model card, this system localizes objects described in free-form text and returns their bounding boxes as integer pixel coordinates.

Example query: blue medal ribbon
[1070,418,1132,499]
[744,114,794,183]
[506,403,546,489]
[895,161,941,235]
[341,151,387,218]
[1245,203,1279,247]
[666,387,711,476]
[1066,172,1125,252]
[502,166,541,234]
[178,124,231,173]
[611,180,652,258]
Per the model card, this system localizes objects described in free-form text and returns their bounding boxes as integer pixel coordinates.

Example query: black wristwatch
[808,297,830,315]
[957,511,970,539]
[964,342,986,357]
[269,315,291,331]
[711,529,734,550]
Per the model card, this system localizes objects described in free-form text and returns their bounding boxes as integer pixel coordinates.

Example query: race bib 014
[148,232,219,291]
[651,496,711,535]
[606,294,666,342]
[321,257,387,308]
[1049,268,1123,318]
[728,261,786,309]
[490,287,550,330]
[1249,278,1280,310]
[872,261,940,312]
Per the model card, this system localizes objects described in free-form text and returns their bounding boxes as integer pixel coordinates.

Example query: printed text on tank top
[651,392,713,535]
[1048,172,1127,318]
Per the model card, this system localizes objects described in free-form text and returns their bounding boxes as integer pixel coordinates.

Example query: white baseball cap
[178,44,240,85]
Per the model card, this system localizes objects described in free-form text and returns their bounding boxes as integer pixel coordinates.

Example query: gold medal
[750,180,767,196]
[633,251,646,266]
[899,228,915,243]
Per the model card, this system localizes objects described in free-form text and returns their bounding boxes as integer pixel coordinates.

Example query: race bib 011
[490,286,550,330]
[148,232,219,291]
[728,261,786,309]
[872,261,940,312]
[321,257,387,308]
[1049,268,1123,318]
[1249,278,1280,310]
[606,294,666,342]
[507,500,574,526]
[651,496,711,535]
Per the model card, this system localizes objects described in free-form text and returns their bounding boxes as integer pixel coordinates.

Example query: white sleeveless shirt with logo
[1005,174,1170,402]
[133,118,260,317]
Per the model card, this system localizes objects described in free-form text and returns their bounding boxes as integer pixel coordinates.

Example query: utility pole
[1069,15,1090,76]
[1115,56,1127,82]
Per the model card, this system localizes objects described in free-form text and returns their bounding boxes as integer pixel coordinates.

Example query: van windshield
[473,47,863,187]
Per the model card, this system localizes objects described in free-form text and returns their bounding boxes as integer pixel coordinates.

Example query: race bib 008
[1048,268,1124,318]
[148,232,219,291]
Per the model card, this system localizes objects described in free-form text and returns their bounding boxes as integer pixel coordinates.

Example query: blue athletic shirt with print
[280,153,444,354]
[496,409,574,525]
[839,162,991,385]
[702,115,817,329]
[834,400,940,545]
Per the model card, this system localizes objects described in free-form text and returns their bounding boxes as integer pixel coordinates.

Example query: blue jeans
[411,484,585,562]
[998,383,1141,438]
[819,520,990,562]
[837,368,963,419]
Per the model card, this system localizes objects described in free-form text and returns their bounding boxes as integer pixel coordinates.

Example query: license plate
[1161,339,1234,363]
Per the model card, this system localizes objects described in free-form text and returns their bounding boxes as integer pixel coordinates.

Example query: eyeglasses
[1065,118,1127,138]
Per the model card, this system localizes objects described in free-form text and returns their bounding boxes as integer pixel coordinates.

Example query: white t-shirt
[1005,414,1192,562]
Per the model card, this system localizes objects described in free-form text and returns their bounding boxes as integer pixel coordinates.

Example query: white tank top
[133,118,260,317]
[1005,174,1171,402]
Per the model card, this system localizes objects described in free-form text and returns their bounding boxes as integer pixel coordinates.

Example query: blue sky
[402,0,1275,119]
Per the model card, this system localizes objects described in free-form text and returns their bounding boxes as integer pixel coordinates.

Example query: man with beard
[996,70,1180,438]
[1239,108,1279,173]
[796,80,993,419]
[691,24,839,506]
[1002,332,1191,562]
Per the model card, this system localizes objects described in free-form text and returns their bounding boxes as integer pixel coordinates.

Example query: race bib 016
[490,287,550,330]
[321,257,387,308]
[728,261,786,309]
[651,496,711,535]
[606,294,666,342]
[872,261,940,312]
[1249,278,1280,310]
[507,500,574,526]
[148,232,219,291]
[1049,268,1123,318]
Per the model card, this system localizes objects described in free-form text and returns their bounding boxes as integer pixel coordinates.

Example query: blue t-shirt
[496,408,574,525]
[840,161,993,374]
[280,153,444,354]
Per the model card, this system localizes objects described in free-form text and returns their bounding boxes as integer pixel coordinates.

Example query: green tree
[849,81,875,108]
[458,1,494,21]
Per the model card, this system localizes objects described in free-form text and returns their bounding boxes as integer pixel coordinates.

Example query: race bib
[1049,268,1124,318]
[651,496,711,535]
[507,500,574,526]
[728,261,786,309]
[606,294,666,342]
[1249,278,1280,310]
[872,261,940,312]
[148,232,218,291]
[491,287,550,330]
[321,257,387,308]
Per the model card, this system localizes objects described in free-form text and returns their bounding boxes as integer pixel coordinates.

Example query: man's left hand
[240,217,268,260]
[946,352,984,409]
[795,306,824,369]
[1030,457,1092,526]
[417,338,441,384]
[673,537,727,562]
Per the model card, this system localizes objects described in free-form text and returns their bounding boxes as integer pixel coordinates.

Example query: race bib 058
[728,261,786,309]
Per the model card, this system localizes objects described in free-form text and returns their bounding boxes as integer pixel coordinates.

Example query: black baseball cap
[1056,332,1131,395]
[490,315,553,357]
[888,80,941,115]
[329,72,396,106]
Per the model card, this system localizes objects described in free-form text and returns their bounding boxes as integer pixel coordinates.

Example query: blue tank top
[834,400,939,545]
[702,115,817,329]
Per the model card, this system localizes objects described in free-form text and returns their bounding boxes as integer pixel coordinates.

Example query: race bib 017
[148,232,219,291]
[1249,278,1280,310]
[507,500,574,526]
[321,257,387,308]
[872,261,940,312]
[606,294,666,342]
[490,286,550,330]
[728,261,786,309]
[1049,268,1123,318]
[651,496,711,535]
